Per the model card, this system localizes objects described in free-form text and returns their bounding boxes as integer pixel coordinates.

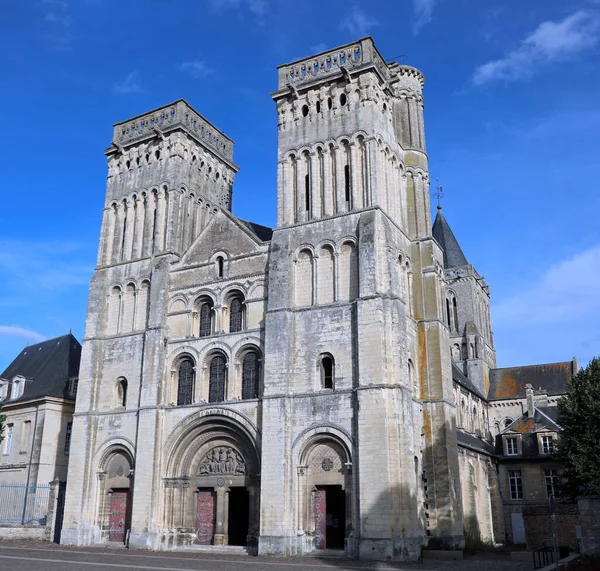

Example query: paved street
[0,542,533,571]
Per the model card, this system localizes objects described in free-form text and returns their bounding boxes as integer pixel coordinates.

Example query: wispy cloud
[209,0,269,24]
[473,10,600,85]
[180,60,214,79]
[40,0,74,49]
[340,6,378,36]
[413,0,437,35]
[311,43,328,54]
[0,239,92,292]
[0,326,46,345]
[113,71,143,94]
[493,244,600,366]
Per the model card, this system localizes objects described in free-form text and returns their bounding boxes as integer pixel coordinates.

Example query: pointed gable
[176,210,271,268]
[432,206,469,269]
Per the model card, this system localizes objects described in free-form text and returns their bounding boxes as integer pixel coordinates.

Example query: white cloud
[40,0,73,49]
[0,239,92,292]
[473,10,600,85]
[311,43,328,54]
[340,6,378,36]
[493,244,600,366]
[209,0,269,23]
[0,326,46,344]
[180,60,214,79]
[413,0,437,35]
[113,71,143,94]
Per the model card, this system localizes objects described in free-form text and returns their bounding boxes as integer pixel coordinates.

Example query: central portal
[228,487,249,546]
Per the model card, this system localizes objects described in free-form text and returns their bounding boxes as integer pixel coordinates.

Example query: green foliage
[463,528,496,554]
[555,357,600,497]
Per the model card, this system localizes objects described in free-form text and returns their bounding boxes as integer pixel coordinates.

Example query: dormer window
[505,436,519,456]
[541,435,554,455]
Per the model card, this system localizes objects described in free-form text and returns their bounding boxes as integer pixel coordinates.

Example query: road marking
[0,549,431,571]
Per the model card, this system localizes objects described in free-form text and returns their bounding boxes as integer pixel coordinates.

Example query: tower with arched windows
[60,37,521,560]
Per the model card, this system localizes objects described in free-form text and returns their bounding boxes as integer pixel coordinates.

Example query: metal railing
[0,484,49,525]
[533,546,554,569]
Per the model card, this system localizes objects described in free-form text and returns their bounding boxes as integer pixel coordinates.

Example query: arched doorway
[98,449,134,544]
[163,413,260,548]
[298,436,351,551]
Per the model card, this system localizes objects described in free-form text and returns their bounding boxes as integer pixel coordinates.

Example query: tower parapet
[110,99,235,165]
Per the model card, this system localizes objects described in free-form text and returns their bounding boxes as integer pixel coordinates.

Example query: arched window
[216,256,224,278]
[229,295,244,333]
[209,355,227,403]
[504,418,513,429]
[320,354,334,389]
[242,351,260,399]
[452,296,459,332]
[199,299,214,337]
[118,378,128,408]
[177,358,194,406]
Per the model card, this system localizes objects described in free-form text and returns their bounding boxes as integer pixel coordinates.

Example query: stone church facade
[61,37,561,559]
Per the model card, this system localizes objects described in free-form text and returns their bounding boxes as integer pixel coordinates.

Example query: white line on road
[0,550,432,571]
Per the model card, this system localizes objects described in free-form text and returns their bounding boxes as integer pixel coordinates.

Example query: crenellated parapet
[276,37,390,91]
[110,99,235,164]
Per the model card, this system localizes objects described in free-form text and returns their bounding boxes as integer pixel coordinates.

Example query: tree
[555,357,600,496]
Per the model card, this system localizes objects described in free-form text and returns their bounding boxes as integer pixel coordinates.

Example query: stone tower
[61,100,239,546]
[259,37,463,558]
[432,205,496,395]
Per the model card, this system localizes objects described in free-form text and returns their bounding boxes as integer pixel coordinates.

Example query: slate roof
[238,219,273,242]
[452,363,487,401]
[488,361,573,400]
[432,206,469,269]
[457,430,495,456]
[504,408,561,435]
[0,334,81,403]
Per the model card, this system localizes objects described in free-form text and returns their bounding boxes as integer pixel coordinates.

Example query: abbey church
[61,37,575,559]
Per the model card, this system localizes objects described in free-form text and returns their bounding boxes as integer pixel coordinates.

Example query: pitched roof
[488,361,573,400]
[452,363,487,401]
[432,206,469,269]
[457,430,495,456]
[238,218,273,242]
[0,334,81,403]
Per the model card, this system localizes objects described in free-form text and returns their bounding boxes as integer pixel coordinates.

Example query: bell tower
[260,38,464,559]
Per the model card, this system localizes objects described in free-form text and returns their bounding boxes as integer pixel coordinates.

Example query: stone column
[277,160,285,226]
[408,96,420,149]
[97,207,111,266]
[295,156,304,223]
[133,195,145,259]
[214,487,226,545]
[123,198,135,261]
[296,466,307,532]
[155,189,167,253]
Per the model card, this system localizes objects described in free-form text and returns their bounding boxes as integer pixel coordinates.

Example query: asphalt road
[0,543,532,571]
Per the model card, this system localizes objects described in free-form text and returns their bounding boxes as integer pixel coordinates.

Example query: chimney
[526,383,535,416]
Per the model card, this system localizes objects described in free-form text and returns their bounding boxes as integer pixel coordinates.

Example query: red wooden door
[314,488,326,549]
[196,489,216,545]
[108,491,129,543]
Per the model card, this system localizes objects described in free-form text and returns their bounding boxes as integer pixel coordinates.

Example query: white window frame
[509,470,524,500]
[64,422,73,454]
[544,468,560,498]
[505,436,519,456]
[541,435,554,455]
[3,424,14,455]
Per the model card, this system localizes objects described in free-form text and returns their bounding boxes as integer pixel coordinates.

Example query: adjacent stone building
[0,334,81,489]
[60,36,573,559]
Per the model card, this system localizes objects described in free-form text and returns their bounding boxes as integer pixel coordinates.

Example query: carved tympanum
[197,446,246,476]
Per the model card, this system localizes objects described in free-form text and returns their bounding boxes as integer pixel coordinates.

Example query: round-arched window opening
[302,104,309,117]
[327,97,333,110]
[321,355,334,389]
[316,101,321,113]
[155,150,160,160]
[340,93,347,106]
[383,103,387,112]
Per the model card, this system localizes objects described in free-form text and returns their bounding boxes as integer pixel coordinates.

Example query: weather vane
[433,179,444,207]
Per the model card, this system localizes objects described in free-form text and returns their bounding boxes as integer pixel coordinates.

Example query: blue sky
[1,0,600,372]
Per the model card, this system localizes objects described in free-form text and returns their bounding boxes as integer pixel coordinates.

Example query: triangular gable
[175,209,266,268]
